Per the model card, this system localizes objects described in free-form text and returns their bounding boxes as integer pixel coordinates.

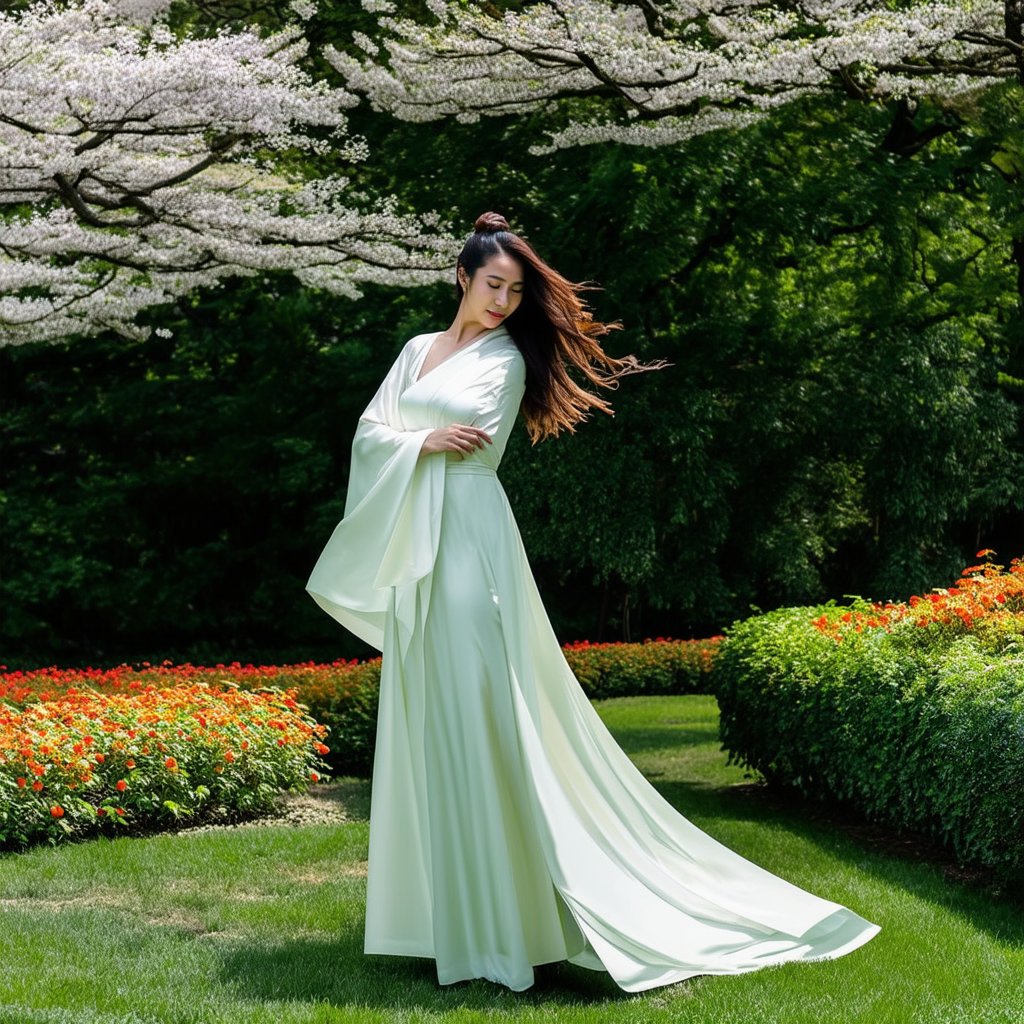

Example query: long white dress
[305,324,880,992]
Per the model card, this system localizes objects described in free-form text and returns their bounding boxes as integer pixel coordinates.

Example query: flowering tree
[329,0,1020,153]
[0,0,460,346]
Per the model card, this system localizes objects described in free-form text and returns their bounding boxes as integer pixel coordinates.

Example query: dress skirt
[361,462,881,993]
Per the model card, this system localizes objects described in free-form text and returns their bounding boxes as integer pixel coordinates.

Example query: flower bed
[2,638,721,786]
[0,681,331,850]
[713,551,1024,879]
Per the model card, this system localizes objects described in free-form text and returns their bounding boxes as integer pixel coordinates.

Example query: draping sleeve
[473,350,527,454]
[304,340,446,651]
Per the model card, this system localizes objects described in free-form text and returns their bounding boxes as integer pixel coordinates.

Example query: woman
[305,212,880,993]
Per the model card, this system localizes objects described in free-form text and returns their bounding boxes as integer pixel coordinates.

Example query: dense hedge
[713,553,1024,880]
[2,638,721,783]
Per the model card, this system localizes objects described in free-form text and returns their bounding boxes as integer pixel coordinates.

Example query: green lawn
[1,695,1020,1024]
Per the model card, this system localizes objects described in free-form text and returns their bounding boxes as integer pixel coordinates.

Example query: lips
[487,311,504,320]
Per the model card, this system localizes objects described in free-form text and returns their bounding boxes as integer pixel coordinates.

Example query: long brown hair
[455,211,668,444]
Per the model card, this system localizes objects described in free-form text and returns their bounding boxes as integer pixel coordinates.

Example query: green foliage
[713,602,1024,880]
[2,10,1023,661]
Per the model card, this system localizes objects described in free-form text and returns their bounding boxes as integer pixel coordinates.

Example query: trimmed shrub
[713,552,1024,879]
[562,637,720,699]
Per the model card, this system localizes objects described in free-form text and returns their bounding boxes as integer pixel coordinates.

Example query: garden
[2,0,1023,1021]
[1,554,1021,1022]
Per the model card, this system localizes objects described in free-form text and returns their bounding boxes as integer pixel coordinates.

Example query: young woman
[306,212,880,993]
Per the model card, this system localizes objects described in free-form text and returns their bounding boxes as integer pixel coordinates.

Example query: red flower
[50,805,64,818]
[164,756,178,771]
[116,779,127,792]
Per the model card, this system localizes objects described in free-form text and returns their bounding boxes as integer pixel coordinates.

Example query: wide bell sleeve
[305,340,446,651]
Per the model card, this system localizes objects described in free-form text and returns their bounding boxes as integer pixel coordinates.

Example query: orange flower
[50,805,64,818]
[224,750,235,762]
[164,756,178,771]
[116,779,127,792]
[32,780,43,791]
[16,777,26,788]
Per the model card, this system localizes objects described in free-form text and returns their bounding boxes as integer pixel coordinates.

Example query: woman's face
[459,250,525,330]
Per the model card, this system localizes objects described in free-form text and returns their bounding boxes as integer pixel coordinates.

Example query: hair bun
[474,211,510,234]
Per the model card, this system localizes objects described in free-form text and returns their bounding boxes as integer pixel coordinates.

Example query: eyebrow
[486,274,525,285]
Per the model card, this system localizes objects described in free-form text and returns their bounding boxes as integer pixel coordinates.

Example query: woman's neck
[446,307,497,348]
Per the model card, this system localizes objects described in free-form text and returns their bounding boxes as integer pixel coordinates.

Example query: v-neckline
[413,326,505,385]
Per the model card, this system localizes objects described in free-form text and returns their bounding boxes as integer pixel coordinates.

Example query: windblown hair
[455,211,668,444]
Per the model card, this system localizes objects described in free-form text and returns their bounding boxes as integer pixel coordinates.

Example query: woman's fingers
[420,424,493,456]
[449,425,492,450]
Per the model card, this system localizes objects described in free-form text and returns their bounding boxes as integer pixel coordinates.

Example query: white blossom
[328,1,1013,153]
[0,1,461,346]
[289,1,318,21]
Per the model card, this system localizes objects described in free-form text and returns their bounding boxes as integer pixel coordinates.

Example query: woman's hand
[420,424,493,458]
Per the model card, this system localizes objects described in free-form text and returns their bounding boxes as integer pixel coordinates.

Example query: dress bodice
[398,327,526,473]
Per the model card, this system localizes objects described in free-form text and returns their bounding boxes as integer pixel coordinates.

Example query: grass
[0,695,1020,1024]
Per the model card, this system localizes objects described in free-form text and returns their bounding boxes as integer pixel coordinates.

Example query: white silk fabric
[305,325,880,992]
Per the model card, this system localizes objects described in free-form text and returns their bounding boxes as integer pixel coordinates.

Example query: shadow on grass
[593,724,722,759]
[216,932,643,1009]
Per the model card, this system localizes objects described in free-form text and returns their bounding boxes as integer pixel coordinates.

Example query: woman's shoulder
[391,329,439,366]
[403,329,439,350]
[488,331,526,388]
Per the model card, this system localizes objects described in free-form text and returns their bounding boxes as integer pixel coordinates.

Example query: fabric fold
[305,335,448,651]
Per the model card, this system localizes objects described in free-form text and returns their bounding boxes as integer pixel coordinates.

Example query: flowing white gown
[305,324,880,992]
